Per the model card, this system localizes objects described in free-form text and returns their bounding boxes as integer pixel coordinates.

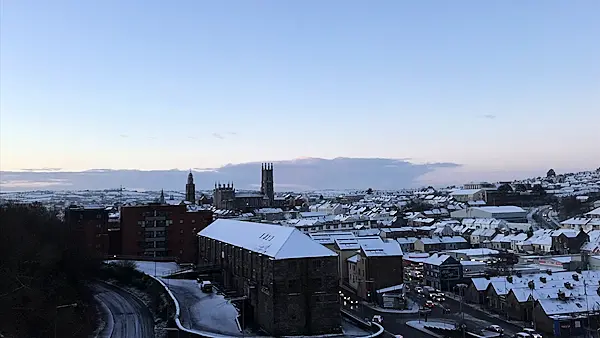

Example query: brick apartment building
[65,205,111,257]
[198,219,341,336]
[121,204,213,263]
[346,238,404,301]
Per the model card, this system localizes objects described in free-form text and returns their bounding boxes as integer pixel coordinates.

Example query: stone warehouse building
[197,219,341,336]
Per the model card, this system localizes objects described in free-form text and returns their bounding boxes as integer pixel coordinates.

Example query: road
[534,205,561,229]
[91,282,155,338]
[341,286,525,338]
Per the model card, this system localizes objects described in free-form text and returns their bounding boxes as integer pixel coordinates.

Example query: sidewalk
[405,321,446,338]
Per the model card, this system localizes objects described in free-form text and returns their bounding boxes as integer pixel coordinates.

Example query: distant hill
[0,157,458,191]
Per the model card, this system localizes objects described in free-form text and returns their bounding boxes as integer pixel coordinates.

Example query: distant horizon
[1,157,597,192]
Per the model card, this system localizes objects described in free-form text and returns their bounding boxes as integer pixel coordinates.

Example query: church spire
[159,189,165,204]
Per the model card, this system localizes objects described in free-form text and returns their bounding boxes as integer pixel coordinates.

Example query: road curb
[93,293,115,338]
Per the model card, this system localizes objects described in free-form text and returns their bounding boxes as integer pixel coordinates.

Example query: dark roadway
[91,282,155,338]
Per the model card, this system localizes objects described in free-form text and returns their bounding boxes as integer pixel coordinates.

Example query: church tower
[261,163,275,205]
[186,171,196,204]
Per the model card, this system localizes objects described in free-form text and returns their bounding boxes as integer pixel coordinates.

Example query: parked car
[199,280,213,293]
[415,286,423,294]
[522,328,542,338]
[514,333,531,338]
[486,325,504,333]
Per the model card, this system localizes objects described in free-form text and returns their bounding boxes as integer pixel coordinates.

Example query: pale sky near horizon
[1,0,599,173]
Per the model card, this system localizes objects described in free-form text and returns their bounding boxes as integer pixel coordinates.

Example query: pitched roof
[198,219,337,260]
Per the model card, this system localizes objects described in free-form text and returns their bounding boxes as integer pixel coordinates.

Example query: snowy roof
[376,284,404,294]
[586,207,600,217]
[361,240,403,257]
[450,189,483,196]
[308,231,355,245]
[473,206,526,214]
[423,254,454,266]
[446,248,499,256]
[198,219,337,260]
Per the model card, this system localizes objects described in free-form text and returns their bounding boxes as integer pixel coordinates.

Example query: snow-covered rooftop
[198,219,337,260]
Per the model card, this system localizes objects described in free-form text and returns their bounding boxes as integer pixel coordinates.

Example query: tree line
[0,203,102,338]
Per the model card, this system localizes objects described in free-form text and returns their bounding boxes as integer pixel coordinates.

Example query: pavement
[91,282,155,338]
[161,278,243,336]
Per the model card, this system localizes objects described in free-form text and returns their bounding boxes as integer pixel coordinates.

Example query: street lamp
[55,303,78,338]
[456,284,468,338]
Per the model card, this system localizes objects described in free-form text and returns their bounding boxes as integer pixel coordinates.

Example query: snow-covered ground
[162,278,242,336]
[341,318,370,337]
[108,260,374,337]
[106,260,181,277]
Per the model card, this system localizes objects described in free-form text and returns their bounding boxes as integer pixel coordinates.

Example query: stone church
[213,163,276,211]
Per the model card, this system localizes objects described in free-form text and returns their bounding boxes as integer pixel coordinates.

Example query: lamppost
[456,283,468,338]
[55,303,78,338]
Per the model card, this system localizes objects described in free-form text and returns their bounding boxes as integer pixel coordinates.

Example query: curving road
[91,282,155,338]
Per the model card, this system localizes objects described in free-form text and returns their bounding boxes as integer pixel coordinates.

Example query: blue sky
[1,0,599,174]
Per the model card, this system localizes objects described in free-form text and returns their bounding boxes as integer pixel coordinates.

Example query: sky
[1,0,599,175]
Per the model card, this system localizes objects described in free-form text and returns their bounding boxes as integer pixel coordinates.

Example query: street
[340,286,525,338]
[91,282,155,338]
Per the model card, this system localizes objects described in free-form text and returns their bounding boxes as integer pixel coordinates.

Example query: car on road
[486,325,504,333]
[432,294,445,302]
[372,315,383,324]
[522,328,542,338]
[415,286,423,294]
[425,300,435,308]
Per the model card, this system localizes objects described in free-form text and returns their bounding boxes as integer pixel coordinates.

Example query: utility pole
[456,283,468,338]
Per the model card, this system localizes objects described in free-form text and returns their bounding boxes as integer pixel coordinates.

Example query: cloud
[212,133,225,140]
[19,168,63,172]
[119,134,129,138]
[481,114,496,119]
[227,132,238,136]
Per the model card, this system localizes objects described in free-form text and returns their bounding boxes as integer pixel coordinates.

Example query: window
[156,241,166,248]
[179,220,184,224]
[180,229,184,234]
[192,219,196,224]
[288,279,299,291]
[156,231,165,237]
[312,260,322,269]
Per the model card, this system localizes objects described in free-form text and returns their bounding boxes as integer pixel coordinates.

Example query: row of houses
[464,270,600,335]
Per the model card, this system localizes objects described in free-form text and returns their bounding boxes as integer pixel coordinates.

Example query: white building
[451,206,527,222]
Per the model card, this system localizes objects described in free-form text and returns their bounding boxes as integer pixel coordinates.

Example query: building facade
[64,205,110,257]
[121,204,213,262]
[423,254,463,291]
[197,219,341,336]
